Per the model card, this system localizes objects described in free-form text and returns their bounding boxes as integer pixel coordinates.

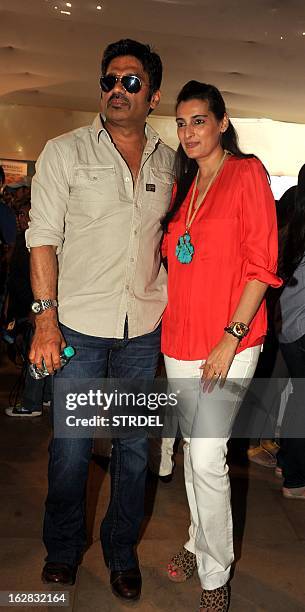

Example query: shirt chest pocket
[70,165,119,205]
[147,168,175,215]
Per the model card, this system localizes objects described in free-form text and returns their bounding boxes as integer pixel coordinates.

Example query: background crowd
[0,168,52,416]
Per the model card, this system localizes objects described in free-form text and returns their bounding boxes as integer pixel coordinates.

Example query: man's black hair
[101,38,162,99]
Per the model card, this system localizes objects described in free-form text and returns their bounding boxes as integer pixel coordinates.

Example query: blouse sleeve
[240,158,282,288]
[161,183,177,258]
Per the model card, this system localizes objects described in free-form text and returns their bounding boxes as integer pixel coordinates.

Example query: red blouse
[161,156,282,360]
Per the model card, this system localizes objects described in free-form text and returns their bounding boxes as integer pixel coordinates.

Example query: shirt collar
[91,113,160,150]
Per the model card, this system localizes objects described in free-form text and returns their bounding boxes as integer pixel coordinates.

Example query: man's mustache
[107,93,130,106]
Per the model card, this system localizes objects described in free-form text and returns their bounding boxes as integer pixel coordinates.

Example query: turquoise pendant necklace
[176,231,195,264]
[176,150,228,264]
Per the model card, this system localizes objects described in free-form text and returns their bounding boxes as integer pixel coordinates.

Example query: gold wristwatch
[224,321,249,340]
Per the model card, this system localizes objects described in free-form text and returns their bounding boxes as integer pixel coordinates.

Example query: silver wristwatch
[31,299,58,315]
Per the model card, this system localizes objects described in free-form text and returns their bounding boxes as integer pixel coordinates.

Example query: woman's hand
[200,333,240,392]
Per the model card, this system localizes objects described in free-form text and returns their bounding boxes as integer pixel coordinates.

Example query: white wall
[0,105,94,163]
[231,118,305,177]
[148,115,305,177]
[1,104,304,176]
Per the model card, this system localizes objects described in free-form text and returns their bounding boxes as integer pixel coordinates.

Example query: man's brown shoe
[42,562,77,585]
[110,568,142,600]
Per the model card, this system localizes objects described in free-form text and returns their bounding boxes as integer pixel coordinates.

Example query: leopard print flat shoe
[167,547,197,582]
[199,583,230,611]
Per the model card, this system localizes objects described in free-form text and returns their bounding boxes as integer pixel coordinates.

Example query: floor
[1,351,305,612]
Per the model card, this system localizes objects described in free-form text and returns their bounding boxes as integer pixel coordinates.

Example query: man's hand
[29,314,66,373]
[29,245,63,372]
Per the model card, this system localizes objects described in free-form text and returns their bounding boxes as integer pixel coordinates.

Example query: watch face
[31,301,42,314]
[233,324,242,336]
[234,323,247,337]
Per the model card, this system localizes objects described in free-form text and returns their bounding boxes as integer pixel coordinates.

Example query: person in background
[0,166,6,193]
[0,166,17,248]
[276,164,305,499]
[2,185,14,209]
[5,202,52,417]
[161,80,281,611]
[8,178,31,212]
[0,166,16,321]
[245,185,296,469]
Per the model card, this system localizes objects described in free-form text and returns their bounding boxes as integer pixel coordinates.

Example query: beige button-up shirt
[26,115,175,338]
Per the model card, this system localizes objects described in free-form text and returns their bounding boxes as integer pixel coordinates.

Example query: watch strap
[31,299,58,314]
[40,299,58,311]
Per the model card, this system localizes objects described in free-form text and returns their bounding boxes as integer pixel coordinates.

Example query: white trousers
[164,345,261,589]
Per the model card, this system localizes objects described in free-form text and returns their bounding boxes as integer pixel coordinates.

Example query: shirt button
[126,284,129,290]
[130,257,135,263]
[134,230,138,235]
[125,177,130,182]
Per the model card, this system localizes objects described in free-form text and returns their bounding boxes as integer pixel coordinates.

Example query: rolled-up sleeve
[26,140,69,254]
[241,158,282,288]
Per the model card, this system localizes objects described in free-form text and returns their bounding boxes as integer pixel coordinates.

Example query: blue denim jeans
[43,320,161,570]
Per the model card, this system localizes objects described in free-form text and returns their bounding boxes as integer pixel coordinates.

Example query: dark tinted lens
[121,75,141,93]
[100,75,117,92]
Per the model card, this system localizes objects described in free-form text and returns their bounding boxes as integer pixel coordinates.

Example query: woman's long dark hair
[278,164,305,282]
[162,80,256,232]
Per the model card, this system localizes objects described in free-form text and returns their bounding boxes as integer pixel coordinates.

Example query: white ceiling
[1,0,305,123]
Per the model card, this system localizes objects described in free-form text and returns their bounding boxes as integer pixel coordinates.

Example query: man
[5,201,52,418]
[0,166,16,247]
[26,39,174,600]
[0,166,16,319]
[8,178,30,212]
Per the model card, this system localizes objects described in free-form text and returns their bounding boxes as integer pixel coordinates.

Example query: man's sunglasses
[100,74,142,94]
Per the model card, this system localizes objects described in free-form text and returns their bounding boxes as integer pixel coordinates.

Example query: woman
[276,165,305,500]
[161,81,281,611]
